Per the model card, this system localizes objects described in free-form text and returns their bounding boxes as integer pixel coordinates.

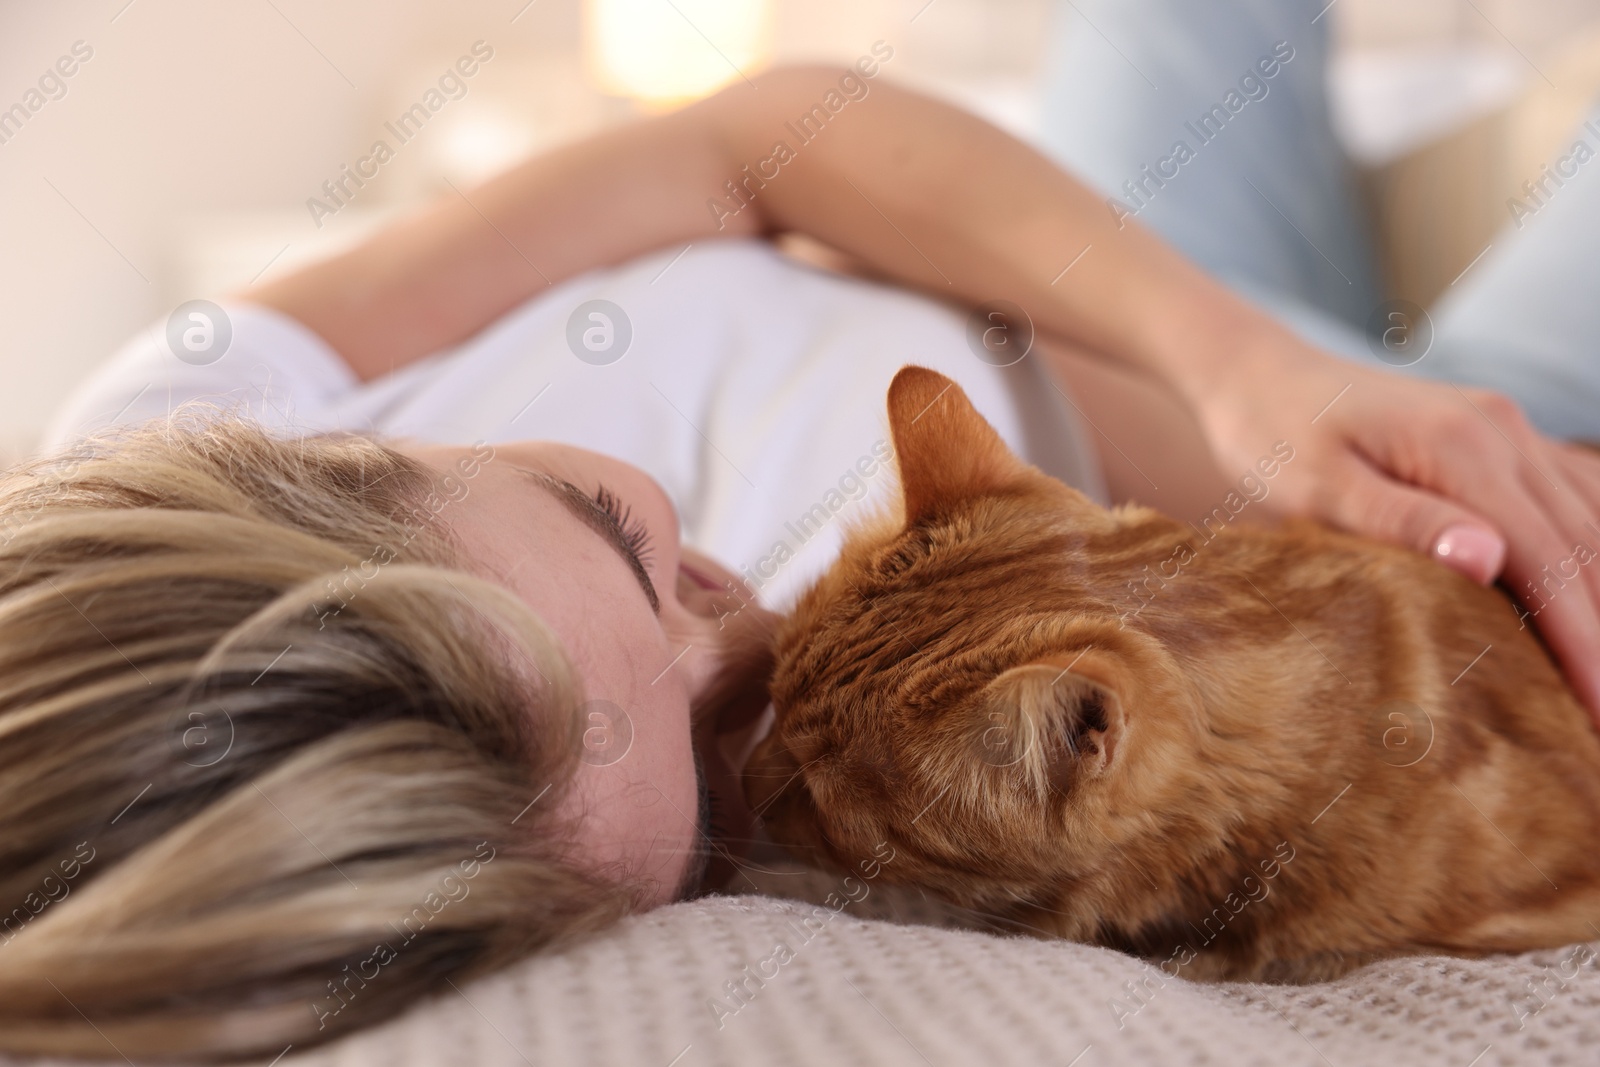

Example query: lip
[679,560,723,591]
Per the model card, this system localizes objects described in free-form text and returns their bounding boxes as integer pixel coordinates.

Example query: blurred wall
[0,0,1592,460]
[0,0,1050,460]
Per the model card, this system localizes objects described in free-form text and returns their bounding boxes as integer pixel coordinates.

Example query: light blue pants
[1035,0,1600,440]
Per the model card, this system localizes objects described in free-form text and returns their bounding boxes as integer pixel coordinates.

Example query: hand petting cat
[1187,327,1600,725]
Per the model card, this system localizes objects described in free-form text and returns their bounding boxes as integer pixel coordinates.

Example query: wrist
[1146,286,1317,411]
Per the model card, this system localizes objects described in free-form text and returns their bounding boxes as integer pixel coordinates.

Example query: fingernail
[1431,523,1506,583]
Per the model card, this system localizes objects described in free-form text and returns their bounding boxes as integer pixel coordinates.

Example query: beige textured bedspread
[15,863,1591,1067]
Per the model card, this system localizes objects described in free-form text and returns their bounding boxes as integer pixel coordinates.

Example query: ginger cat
[743,365,1600,982]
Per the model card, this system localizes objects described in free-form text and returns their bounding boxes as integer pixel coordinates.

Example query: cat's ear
[886,365,1032,525]
[976,654,1124,796]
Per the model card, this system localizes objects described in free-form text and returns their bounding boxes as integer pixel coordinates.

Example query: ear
[973,654,1125,796]
[886,365,1031,525]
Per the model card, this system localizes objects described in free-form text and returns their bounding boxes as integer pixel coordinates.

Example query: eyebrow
[514,469,660,614]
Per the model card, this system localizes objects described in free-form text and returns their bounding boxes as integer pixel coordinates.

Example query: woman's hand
[1194,332,1600,721]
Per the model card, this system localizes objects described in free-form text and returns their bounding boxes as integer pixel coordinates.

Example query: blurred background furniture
[1,0,1597,463]
[1341,1,1600,307]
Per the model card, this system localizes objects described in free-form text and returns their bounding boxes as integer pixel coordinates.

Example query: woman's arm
[245,64,1247,386]
[246,65,1600,721]
[244,93,757,381]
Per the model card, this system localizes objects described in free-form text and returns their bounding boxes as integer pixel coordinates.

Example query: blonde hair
[0,414,630,1060]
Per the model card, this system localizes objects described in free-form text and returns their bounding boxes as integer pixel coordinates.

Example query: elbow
[748,50,899,105]
[691,51,901,235]
[703,51,901,134]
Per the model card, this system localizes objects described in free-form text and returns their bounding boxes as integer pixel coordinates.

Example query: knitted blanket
[21,864,1587,1067]
[244,890,1597,1067]
[287,890,1598,1067]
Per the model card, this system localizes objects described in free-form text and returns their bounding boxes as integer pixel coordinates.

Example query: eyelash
[593,483,654,567]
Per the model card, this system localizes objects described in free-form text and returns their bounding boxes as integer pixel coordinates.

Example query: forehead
[782,511,1086,648]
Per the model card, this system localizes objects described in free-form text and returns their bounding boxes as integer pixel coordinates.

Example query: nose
[667,597,779,707]
[668,607,733,704]
[663,549,779,727]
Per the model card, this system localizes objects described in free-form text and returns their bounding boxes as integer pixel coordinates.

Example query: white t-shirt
[44,239,1105,609]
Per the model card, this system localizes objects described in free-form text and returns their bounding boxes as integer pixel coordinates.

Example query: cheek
[632,717,702,903]
[557,762,695,903]
[558,686,700,904]
[628,693,699,822]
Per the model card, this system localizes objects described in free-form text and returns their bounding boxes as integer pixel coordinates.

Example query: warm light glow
[436,109,539,184]
[584,0,771,106]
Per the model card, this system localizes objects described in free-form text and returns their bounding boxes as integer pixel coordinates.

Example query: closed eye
[593,483,654,569]
[512,468,660,614]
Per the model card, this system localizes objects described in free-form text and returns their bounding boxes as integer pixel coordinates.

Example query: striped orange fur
[743,365,1600,981]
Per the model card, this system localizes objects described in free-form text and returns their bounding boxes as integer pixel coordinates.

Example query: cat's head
[743,366,1213,922]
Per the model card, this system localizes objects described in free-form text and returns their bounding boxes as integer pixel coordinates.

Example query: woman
[6,37,1600,1057]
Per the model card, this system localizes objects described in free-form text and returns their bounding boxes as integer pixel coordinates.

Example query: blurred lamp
[437,108,539,184]
[584,0,771,106]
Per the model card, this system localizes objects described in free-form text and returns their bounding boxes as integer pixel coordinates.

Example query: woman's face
[399,440,776,908]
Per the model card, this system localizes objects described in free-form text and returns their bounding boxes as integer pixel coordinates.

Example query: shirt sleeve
[39,302,360,454]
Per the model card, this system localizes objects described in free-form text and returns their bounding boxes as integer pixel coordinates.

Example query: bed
[25,865,1582,1067]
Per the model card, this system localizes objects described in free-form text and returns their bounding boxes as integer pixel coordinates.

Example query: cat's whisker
[724,856,822,877]
[649,845,810,881]
[927,899,1062,939]
[749,754,831,819]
